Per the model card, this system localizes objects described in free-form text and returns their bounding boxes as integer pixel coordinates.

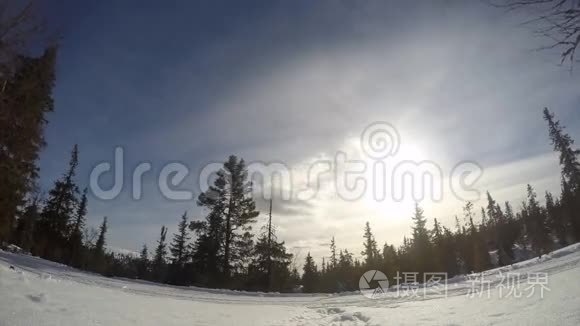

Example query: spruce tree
[68,187,88,267]
[235,231,254,277]
[431,218,444,271]
[544,108,580,190]
[463,201,491,272]
[485,192,514,265]
[94,217,107,256]
[361,222,378,267]
[251,232,292,292]
[545,192,567,247]
[138,244,149,279]
[525,185,551,256]
[0,47,57,242]
[13,196,40,252]
[544,108,580,239]
[302,252,319,293]
[190,213,222,285]
[168,212,191,284]
[441,227,460,277]
[410,203,433,275]
[152,226,168,282]
[265,198,274,287]
[381,242,398,282]
[92,216,107,272]
[246,198,293,292]
[170,212,190,266]
[504,202,514,220]
[560,177,575,242]
[412,204,429,240]
[329,236,338,271]
[340,249,354,268]
[35,145,80,260]
[480,207,488,231]
[485,192,498,226]
[503,201,521,254]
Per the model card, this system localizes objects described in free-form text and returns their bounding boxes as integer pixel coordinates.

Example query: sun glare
[357,139,428,219]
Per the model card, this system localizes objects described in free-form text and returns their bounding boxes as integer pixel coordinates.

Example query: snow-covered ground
[1,244,580,326]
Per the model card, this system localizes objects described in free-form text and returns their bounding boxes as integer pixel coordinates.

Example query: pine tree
[190,213,222,285]
[480,207,488,230]
[361,222,378,267]
[381,242,398,282]
[486,192,498,226]
[35,145,80,260]
[560,177,575,242]
[339,249,354,269]
[94,217,107,255]
[0,47,57,242]
[137,244,149,279]
[432,218,442,240]
[544,108,580,190]
[302,252,319,293]
[91,216,107,273]
[431,218,444,271]
[251,232,292,292]
[265,198,274,287]
[152,226,168,282]
[223,156,259,279]
[71,188,88,235]
[454,215,463,234]
[525,185,551,256]
[503,201,521,253]
[329,236,338,271]
[289,267,300,289]
[68,187,88,267]
[412,204,429,240]
[95,217,107,254]
[235,231,254,277]
[505,202,514,220]
[441,227,460,277]
[463,202,491,272]
[544,108,580,239]
[410,203,433,275]
[13,196,40,252]
[241,198,294,291]
[484,192,513,265]
[196,155,259,282]
[545,192,567,247]
[167,212,191,284]
[170,212,190,265]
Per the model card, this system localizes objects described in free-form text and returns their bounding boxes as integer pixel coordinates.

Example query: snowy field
[1,244,580,326]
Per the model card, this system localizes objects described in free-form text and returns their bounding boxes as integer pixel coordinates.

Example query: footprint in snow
[26,293,47,304]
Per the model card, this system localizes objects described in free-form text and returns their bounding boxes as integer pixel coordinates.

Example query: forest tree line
[1,1,580,294]
[2,106,580,292]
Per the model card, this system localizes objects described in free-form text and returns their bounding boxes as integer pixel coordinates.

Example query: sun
[360,141,428,219]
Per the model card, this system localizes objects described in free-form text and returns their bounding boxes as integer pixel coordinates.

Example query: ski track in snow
[1,244,580,325]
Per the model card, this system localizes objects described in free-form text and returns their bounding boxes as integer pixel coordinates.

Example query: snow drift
[1,243,580,325]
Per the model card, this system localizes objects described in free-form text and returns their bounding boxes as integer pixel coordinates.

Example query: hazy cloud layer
[41,1,580,262]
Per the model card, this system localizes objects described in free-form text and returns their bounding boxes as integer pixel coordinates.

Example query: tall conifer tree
[0,47,57,241]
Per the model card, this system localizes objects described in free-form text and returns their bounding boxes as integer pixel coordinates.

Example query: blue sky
[39,1,580,261]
